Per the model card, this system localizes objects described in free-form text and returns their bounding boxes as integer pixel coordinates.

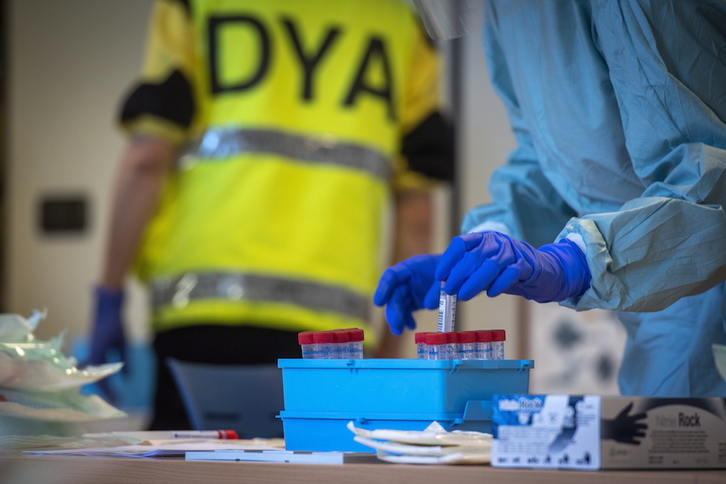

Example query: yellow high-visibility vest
[121,0,448,340]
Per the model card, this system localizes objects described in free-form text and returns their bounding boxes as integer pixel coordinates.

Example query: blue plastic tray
[277,358,533,452]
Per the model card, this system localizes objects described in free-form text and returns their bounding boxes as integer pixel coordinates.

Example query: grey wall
[6,0,154,342]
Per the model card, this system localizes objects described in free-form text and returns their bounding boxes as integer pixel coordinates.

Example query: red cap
[331,329,350,343]
[414,332,429,344]
[445,332,457,344]
[297,331,315,345]
[425,333,448,345]
[491,329,506,342]
[217,430,239,439]
[474,330,492,343]
[347,328,364,342]
[457,331,476,344]
[312,331,335,343]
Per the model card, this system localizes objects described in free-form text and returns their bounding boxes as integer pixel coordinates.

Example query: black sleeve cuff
[119,69,195,129]
[401,111,456,182]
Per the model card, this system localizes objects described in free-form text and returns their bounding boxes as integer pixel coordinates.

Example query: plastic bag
[0,310,125,422]
[0,311,122,391]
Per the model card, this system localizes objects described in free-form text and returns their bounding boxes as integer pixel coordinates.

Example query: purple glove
[437,232,591,303]
[89,286,126,402]
[373,254,442,335]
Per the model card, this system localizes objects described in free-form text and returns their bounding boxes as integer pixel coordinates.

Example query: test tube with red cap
[347,328,364,359]
[445,331,458,359]
[491,329,506,360]
[474,330,493,360]
[331,329,350,358]
[312,331,336,359]
[457,331,477,360]
[425,332,449,360]
[414,332,429,359]
[298,331,315,359]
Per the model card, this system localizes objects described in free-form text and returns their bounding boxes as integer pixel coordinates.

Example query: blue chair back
[166,358,284,439]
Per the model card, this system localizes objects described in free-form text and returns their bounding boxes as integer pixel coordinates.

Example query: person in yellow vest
[88,0,454,430]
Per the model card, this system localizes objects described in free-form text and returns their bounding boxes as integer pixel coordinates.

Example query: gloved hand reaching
[437,232,591,303]
[89,286,127,402]
[373,254,442,335]
[373,232,590,335]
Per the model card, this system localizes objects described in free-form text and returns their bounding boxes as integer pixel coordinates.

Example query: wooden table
[2,454,726,484]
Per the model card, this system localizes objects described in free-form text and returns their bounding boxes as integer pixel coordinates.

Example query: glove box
[277,358,533,452]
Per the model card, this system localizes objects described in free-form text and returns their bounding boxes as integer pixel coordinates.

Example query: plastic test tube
[457,331,477,360]
[425,332,449,360]
[491,329,506,360]
[331,329,350,358]
[298,331,315,359]
[312,331,336,359]
[474,330,493,360]
[346,328,364,359]
[414,332,429,359]
[445,331,458,359]
[437,281,457,333]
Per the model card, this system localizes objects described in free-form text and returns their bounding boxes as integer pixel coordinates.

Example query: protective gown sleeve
[559,1,726,312]
[466,0,726,313]
[461,9,578,250]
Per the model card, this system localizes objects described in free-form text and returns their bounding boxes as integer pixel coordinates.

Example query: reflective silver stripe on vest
[150,272,370,322]
[180,128,391,180]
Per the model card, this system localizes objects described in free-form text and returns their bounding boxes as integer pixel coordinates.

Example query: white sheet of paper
[23,440,284,458]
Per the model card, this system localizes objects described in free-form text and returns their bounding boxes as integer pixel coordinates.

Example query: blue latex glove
[89,286,126,402]
[373,254,442,335]
[437,232,591,303]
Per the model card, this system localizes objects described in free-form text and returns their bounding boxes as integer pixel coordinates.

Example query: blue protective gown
[463,0,726,396]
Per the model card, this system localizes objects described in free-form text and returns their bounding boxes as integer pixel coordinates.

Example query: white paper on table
[185,449,380,464]
[23,440,285,459]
